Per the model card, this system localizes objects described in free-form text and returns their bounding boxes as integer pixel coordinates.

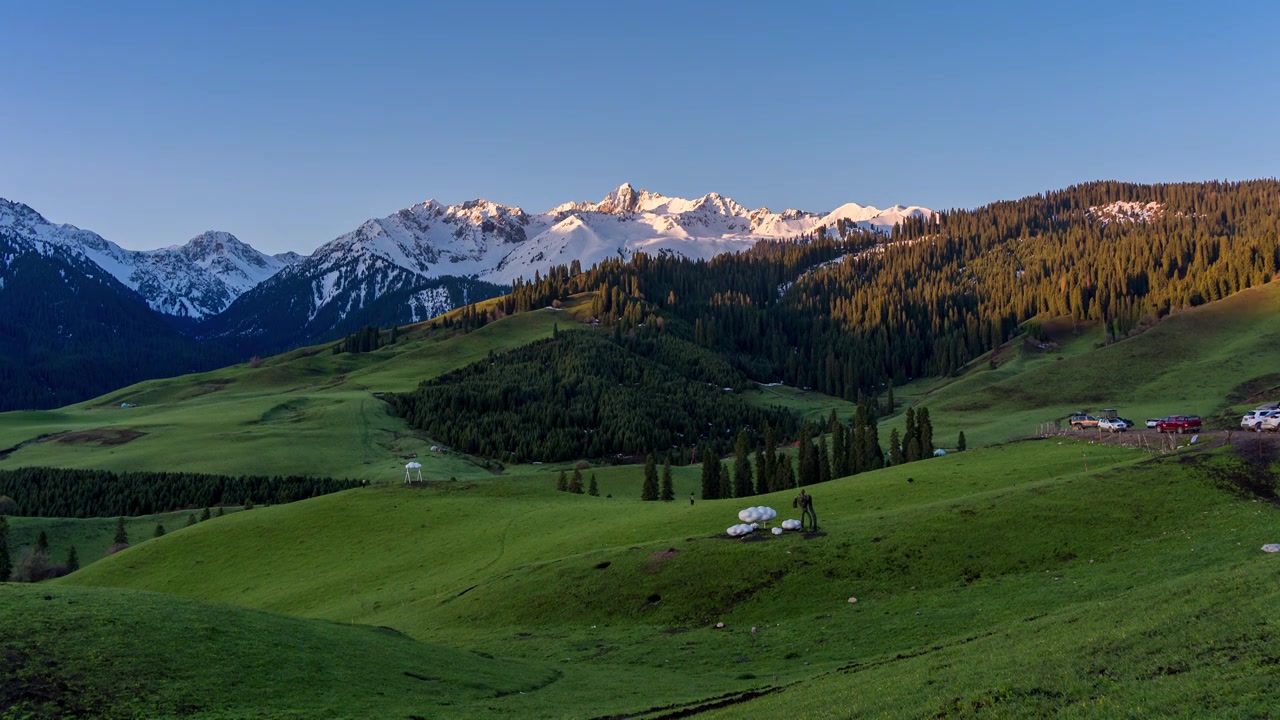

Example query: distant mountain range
[0,186,931,409]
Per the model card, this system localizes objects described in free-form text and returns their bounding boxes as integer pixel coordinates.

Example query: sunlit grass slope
[0,583,553,720]
[64,438,1280,717]
[891,281,1280,447]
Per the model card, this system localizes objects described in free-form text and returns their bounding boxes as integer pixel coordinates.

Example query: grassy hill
[0,306,576,481]
[0,583,553,719]
[51,438,1280,717]
[886,280,1280,448]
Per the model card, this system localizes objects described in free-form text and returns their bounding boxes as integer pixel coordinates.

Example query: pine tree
[642,454,659,501]
[660,456,674,501]
[778,454,797,489]
[888,428,903,466]
[187,514,197,527]
[903,408,918,461]
[700,445,721,500]
[733,431,753,498]
[556,471,568,492]
[885,380,895,415]
[0,516,10,582]
[154,523,166,538]
[918,407,934,456]
[65,545,79,573]
[763,426,778,493]
[754,444,768,496]
[217,506,225,517]
[569,469,584,494]
[588,473,600,496]
[817,434,832,484]
[35,530,49,555]
[114,516,128,545]
[867,416,884,469]
[200,506,212,522]
[797,422,814,485]
[830,411,846,478]
[958,431,967,452]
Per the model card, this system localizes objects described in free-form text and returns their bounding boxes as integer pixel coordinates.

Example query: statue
[793,488,818,531]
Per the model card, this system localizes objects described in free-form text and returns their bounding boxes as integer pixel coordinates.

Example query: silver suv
[1242,410,1278,431]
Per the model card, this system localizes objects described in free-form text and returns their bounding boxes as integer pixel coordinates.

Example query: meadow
[15,437,1270,717]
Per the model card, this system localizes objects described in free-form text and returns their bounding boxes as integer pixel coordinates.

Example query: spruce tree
[65,546,79,573]
[35,530,49,555]
[569,469,584,494]
[778,455,797,490]
[958,431,967,452]
[885,380,895,415]
[217,506,225,517]
[114,516,128,545]
[0,516,10,582]
[906,437,921,464]
[588,473,600,496]
[888,428,903,466]
[733,431,753,498]
[830,412,846,478]
[919,407,934,456]
[641,454,659,501]
[701,445,721,500]
[556,471,568,492]
[200,506,212,522]
[817,434,832,484]
[660,457,674,501]
[187,513,197,527]
[903,408,918,461]
[154,523,166,538]
[763,426,778,492]
[754,444,768,496]
[797,423,814,485]
[867,416,885,469]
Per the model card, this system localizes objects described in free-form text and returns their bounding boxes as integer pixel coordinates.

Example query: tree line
[0,467,360,518]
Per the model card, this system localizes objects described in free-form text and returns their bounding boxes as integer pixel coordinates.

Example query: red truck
[1156,415,1202,433]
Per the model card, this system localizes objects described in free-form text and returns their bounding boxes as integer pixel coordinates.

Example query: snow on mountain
[0,198,292,318]
[1087,201,1164,225]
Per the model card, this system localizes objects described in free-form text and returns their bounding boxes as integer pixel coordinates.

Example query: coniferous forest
[501,180,1280,397]
[0,467,360,518]
[384,181,1280,471]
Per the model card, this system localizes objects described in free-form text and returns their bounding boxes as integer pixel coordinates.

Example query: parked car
[1069,414,1099,428]
[1241,410,1278,431]
[1262,414,1280,432]
[1156,415,1202,433]
[1145,418,1161,428]
[1115,417,1136,428]
[1099,418,1128,432]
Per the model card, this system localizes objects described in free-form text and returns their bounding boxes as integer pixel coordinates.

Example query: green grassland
[0,583,553,720]
[6,508,240,570]
[29,438,1277,717]
[881,281,1280,449]
[0,306,577,481]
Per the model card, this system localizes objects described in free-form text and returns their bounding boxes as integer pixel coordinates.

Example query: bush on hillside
[105,543,130,557]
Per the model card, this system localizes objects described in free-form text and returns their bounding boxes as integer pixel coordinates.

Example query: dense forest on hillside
[386,329,795,463]
[500,180,1280,399]
[0,467,360,518]
[0,243,237,412]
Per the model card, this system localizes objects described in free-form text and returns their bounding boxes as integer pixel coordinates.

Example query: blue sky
[2,0,1277,254]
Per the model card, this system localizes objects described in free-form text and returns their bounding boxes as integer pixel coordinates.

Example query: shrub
[0,495,17,515]
[11,549,52,582]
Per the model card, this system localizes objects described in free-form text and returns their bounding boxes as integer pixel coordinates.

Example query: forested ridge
[0,467,360,518]
[498,180,1280,399]
[386,329,795,463]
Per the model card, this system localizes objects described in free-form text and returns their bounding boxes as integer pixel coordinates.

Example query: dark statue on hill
[794,488,818,531]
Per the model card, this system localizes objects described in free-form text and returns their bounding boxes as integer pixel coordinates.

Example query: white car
[1262,414,1280,432]
[1242,410,1278,431]
[1098,418,1128,432]
[1145,418,1161,428]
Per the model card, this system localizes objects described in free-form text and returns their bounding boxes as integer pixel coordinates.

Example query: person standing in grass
[793,488,818,531]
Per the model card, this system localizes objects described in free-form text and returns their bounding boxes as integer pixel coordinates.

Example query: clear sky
[2,0,1277,254]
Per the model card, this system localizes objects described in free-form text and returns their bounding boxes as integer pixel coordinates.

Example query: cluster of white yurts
[726,506,804,537]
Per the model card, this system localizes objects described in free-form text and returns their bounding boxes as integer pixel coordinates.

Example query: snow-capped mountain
[204,184,931,348]
[0,199,297,318]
